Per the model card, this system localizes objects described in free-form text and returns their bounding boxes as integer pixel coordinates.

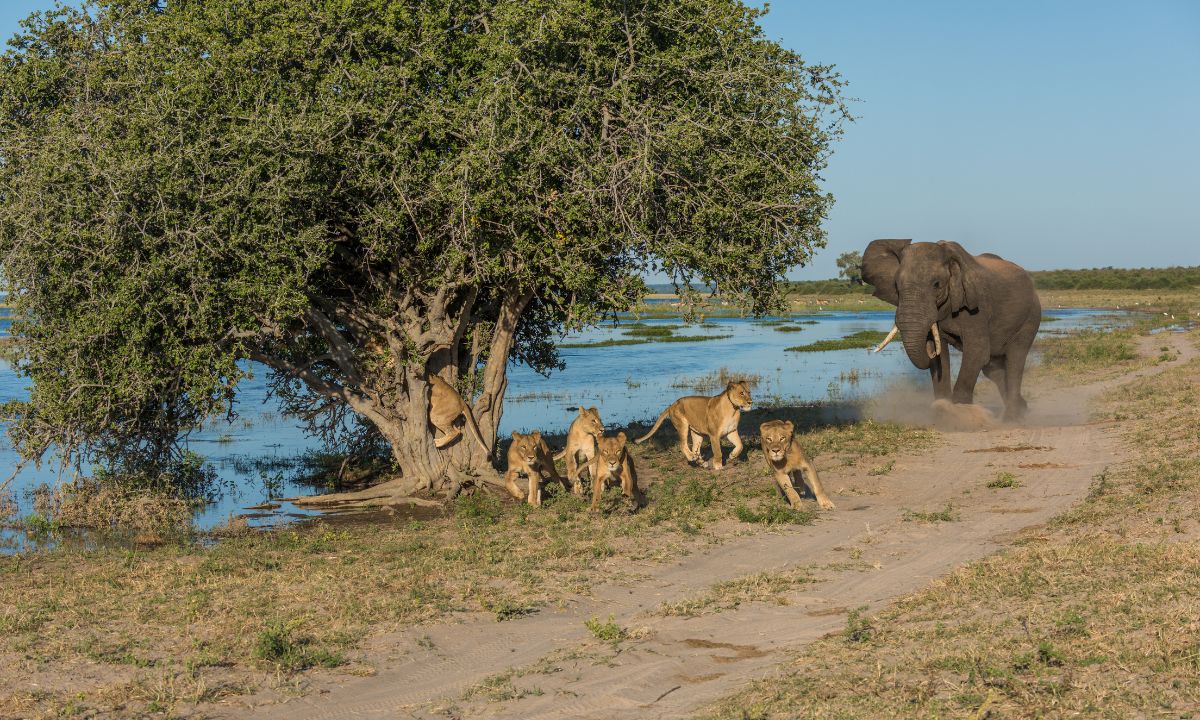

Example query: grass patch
[868,460,895,476]
[253,621,346,672]
[987,472,1021,489]
[844,606,873,643]
[901,503,959,523]
[671,367,764,393]
[773,324,809,332]
[584,615,627,643]
[734,502,815,526]
[785,330,890,353]
[1038,328,1138,373]
[621,323,684,337]
[655,567,815,617]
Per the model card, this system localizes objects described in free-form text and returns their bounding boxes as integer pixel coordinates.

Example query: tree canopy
[0,0,849,494]
[836,250,863,285]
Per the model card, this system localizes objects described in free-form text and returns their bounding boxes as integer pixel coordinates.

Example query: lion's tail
[462,404,491,456]
[552,449,567,461]
[634,405,673,444]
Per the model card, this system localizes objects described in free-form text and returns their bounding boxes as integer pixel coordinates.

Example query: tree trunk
[269,286,533,508]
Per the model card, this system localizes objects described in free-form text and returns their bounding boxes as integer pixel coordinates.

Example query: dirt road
[238,333,1194,720]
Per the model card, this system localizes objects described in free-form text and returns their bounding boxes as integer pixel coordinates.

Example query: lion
[759,419,835,510]
[635,381,752,470]
[589,431,639,511]
[552,407,604,495]
[428,374,490,453]
[504,430,566,506]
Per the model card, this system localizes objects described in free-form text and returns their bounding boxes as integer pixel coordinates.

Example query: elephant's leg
[1003,344,1035,420]
[982,358,1007,397]
[952,346,989,405]
[929,346,952,399]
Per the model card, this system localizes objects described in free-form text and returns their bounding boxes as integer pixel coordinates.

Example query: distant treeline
[1027,266,1200,290]
[781,266,1200,295]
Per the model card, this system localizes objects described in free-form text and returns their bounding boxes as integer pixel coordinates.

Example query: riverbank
[0,292,1189,718]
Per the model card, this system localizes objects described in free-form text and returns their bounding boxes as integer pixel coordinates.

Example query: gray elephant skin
[861,239,1041,420]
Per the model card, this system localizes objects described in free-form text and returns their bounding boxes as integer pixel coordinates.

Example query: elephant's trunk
[898,306,936,370]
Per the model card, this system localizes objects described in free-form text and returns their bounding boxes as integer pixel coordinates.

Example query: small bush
[454,492,503,523]
[845,606,873,643]
[253,621,345,672]
[987,472,1021,489]
[584,615,627,643]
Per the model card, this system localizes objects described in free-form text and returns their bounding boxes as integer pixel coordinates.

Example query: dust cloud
[862,375,1088,432]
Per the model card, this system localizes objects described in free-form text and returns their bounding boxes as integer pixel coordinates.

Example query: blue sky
[3,2,1197,278]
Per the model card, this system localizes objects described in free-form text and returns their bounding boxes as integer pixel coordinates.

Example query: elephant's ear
[940,241,984,313]
[861,239,911,306]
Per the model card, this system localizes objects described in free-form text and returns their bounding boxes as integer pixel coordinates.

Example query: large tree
[0,0,848,499]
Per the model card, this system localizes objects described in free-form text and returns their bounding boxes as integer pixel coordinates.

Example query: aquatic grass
[560,333,730,349]
[773,325,809,332]
[785,330,890,353]
[621,324,684,337]
[559,337,650,349]
[671,367,764,393]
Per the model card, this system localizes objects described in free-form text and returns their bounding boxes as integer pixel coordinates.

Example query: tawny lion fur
[759,419,835,511]
[635,381,752,470]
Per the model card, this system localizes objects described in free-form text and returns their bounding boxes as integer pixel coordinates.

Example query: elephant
[861,239,1041,420]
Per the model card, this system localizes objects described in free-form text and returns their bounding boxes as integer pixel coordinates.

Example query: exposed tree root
[289,467,510,510]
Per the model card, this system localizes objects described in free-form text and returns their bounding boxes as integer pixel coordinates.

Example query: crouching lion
[759,419,835,510]
[635,381,752,470]
[504,430,566,507]
[428,374,490,452]
[589,432,639,511]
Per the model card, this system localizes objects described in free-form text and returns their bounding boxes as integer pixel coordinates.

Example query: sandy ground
[229,333,1196,720]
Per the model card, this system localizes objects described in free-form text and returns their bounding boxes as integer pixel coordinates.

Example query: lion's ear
[511,430,519,439]
[532,430,541,441]
[783,420,795,435]
[617,431,627,445]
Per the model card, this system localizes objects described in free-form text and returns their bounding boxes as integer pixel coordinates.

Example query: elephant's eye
[932,279,941,288]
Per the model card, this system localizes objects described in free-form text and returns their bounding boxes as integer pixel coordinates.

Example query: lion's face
[511,431,542,464]
[727,381,752,411]
[579,407,603,436]
[596,432,628,475]
[759,420,794,462]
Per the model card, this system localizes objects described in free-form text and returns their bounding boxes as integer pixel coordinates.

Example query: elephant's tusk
[873,324,899,353]
[927,322,942,359]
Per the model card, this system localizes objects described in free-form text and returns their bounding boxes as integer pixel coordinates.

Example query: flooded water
[0,306,1128,549]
